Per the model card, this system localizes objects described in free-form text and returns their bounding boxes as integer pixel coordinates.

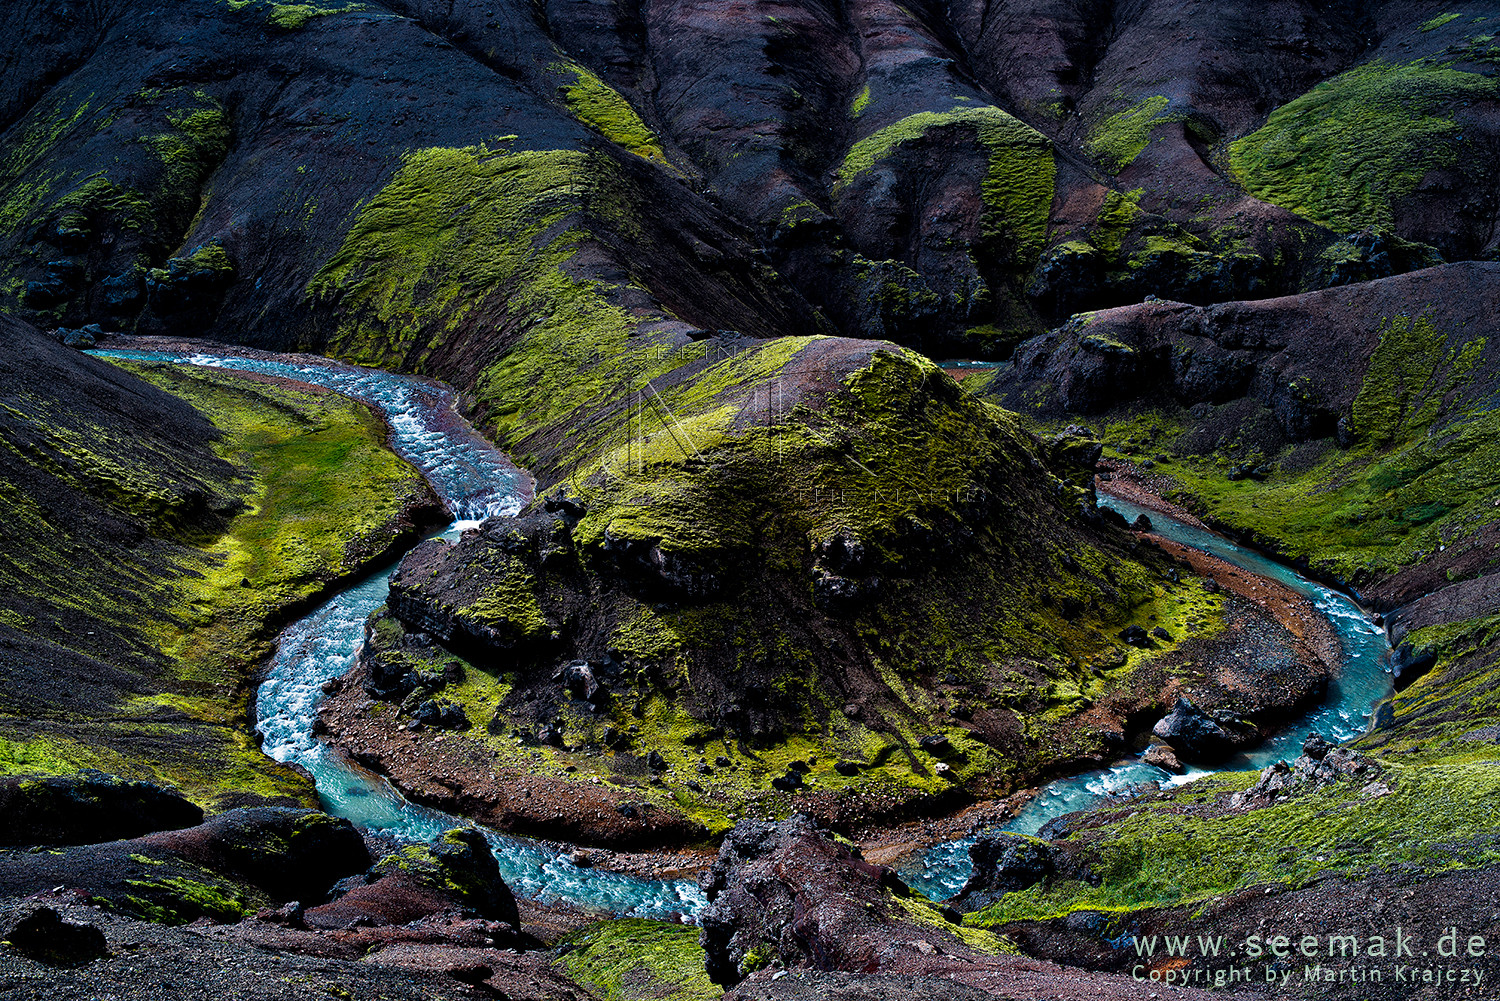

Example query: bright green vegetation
[0,359,433,809]
[835,106,1057,265]
[310,142,649,452]
[121,361,433,687]
[0,734,126,776]
[1422,12,1462,31]
[124,875,251,924]
[969,752,1500,924]
[850,83,871,118]
[1085,314,1497,587]
[556,63,671,166]
[555,919,721,1001]
[225,1,362,30]
[1085,95,1179,173]
[1230,59,1496,232]
[1362,614,1500,754]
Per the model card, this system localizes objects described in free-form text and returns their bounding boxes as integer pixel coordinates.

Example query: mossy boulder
[370,828,518,927]
[140,808,370,903]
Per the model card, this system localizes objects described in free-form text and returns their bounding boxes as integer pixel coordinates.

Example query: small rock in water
[1132,513,1154,531]
[1142,741,1184,774]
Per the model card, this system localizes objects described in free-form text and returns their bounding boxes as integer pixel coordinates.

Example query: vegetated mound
[316,332,1333,846]
[0,316,441,809]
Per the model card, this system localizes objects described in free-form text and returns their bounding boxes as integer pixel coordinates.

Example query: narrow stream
[94,348,1394,915]
[93,348,707,919]
[900,494,1395,899]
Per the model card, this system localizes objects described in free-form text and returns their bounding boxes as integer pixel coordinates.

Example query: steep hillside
[0,317,441,807]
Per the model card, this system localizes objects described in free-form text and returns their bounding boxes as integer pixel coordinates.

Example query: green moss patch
[555,63,671,166]
[1085,95,1180,173]
[836,106,1056,265]
[1229,59,1496,232]
[555,919,720,1001]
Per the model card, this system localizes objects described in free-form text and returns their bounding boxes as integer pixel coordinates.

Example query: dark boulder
[950,831,1054,912]
[1302,732,1334,761]
[0,906,107,966]
[140,808,369,903]
[1151,697,1246,763]
[305,828,517,932]
[562,660,602,701]
[1117,625,1151,648]
[0,770,203,846]
[411,698,471,730]
[698,816,1006,988]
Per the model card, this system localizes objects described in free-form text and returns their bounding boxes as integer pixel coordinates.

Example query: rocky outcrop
[305,828,518,934]
[0,771,203,846]
[1151,697,1258,764]
[1229,734,1385,809]
[949,831,1054,913]
[0,905,108,966]
[698,816,1248,999]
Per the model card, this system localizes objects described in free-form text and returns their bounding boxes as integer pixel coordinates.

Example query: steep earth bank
[0,317,443,808]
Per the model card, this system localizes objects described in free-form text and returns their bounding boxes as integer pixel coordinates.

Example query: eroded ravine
[92,347,707,918]
[93,347,1395,918]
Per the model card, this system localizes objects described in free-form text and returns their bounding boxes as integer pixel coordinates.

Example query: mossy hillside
[834,106,1057,268]
[1080,316,1500,589]
[553,62,672,167]
[0,84,231,319]
[969,744,1500,926]
[367,350,1234,834]
[1084,95,1181,174]
[555,919,720,1001]
[1229,58,1497,233]
[1028,188,1270,316]
[117,360,438,687]
[1358,613,1500,756]
[308,142,717,472]
[0,349,433,809]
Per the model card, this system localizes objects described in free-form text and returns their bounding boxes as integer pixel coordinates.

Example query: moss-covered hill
[984,263,1500,612]
[0,317,441,807]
